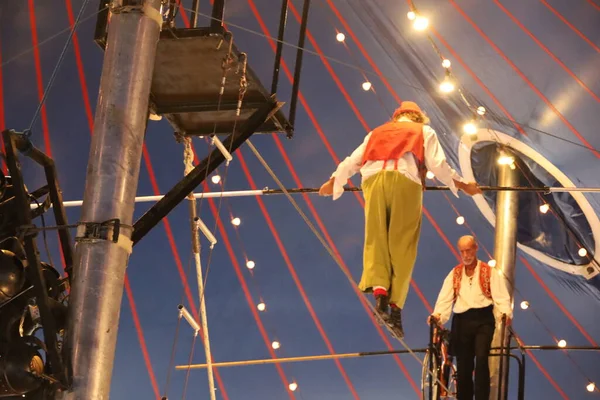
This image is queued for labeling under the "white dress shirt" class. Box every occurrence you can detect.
[433,260,513,325]
[330,117,463,200]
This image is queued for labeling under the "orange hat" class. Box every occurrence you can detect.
[392,101,423,119]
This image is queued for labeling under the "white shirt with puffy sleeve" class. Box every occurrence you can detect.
[329,117,463,200]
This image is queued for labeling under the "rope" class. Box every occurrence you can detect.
[162,313,183,399]
[1,7,108,69]
[244,139,451,393]
[180,334,198,400]
[26,0,93,135]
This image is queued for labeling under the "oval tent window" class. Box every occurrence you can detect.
[458,129,599,278]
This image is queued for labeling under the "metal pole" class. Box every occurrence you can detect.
[271,0,289,95]
[61,1,162,398]
[490,150,519,400]
[39,184,598,209]
[288,0,311,129]
[175,348,429,370]
[183,139,217,400]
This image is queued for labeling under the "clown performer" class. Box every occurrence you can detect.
[319,101,481,338]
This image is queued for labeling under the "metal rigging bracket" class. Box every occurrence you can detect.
[75,219,134,255]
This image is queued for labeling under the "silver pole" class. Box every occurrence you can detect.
[490,151,519,400]
[61,1,162,398]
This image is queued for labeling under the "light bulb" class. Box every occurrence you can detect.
[413,16,429,31]
[272,341,280,350]
[439,78,455,93]
[336,32,345,42]
[477,106,486,116]
[231,217,241,226]
[497,156,514,165]
[463,122,477,135]
[587,382,596,392]
[426,171,435,180]
[149,112,162,121]
[257,302,266,311]
[362,81,372,91]
[578,248,588,257]
[488,259,497,267]
[558,339,567,348]
[442,59,451,68]
[211,175,221,184]
[456,216,465,225]
[407,11,416,20]
[539,204,550,214]
[289,382,298,392]
[520,301,529,310]
[246,260,255,269]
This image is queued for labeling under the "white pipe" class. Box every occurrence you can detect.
[194,252,216,400]
[178,305,201,333]
[211,136,233,164]
[32,190,265,209]
[194,217,217,249]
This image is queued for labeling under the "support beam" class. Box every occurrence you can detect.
[131,98,282,246]
[490,149,519,400]
[271,0,289,95]
[288,0,311,131]
[210,0,225,31]
[61,2,163,398]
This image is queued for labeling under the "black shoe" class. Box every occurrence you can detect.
[374,294,390,322]
[389,307,404,338]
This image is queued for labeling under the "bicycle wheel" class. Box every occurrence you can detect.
[421,349,440,400]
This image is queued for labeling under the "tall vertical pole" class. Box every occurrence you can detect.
[183,138,216,400]
[490,149,519,400]
[61,1,162,398]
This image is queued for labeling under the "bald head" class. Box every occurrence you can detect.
[457,235,478,266]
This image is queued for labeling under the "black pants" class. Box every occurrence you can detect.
[450,305,495,400]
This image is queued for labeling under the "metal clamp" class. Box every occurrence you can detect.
[75,219,134,254]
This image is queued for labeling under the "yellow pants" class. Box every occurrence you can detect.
[358,170,423,308]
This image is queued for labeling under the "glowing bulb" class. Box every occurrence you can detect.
[426,171,435,180]
[442,59,451,68]
[272,341,280,350]
[456,216,465,225]
[558,339,567,348]
[539,204,550,214]
[578,248,588,257]
[336,32,345,42]
[498,156,514,165]
[149,112,162,121]
[488,259,497,267]
[231,217,241,226]
[520,301,529,310]
[211,175,221,184]
[289,382,298,392]
[257,302,266,311]
[439,78,455,93]
[407,11,416,20]
[413,16,429,31]
[587,382,596,392]
[477,106,486,116]
[362,81,372,91]
[463,122,477,135]
[246,260,255,269]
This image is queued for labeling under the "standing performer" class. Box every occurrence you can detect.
[429,235,513,400]
[318,101,480,338]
